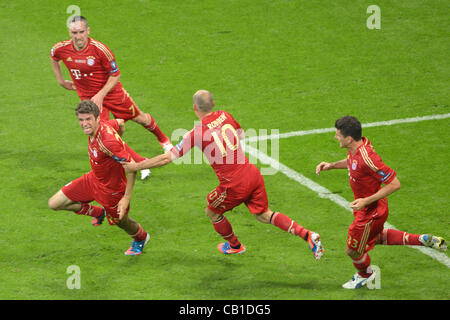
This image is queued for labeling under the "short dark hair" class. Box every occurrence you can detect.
[335,116,362,141]
[70,15,89,28]
[76,100,99,118]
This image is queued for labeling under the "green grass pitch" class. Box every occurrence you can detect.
[0,0,448,301]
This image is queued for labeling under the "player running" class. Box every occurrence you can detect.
[50,15,172,179]
[315,116,447,289]
[121,90,324,260]
[48,100,150,256]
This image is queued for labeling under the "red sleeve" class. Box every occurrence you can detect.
[171,128,196,159]
[103,137,132,163]
[93,41,120,77]
[362,149,397,184]
[106,119,120,131]
[101,130,145,163]
[50,43,63,61]
[124,143,146,163]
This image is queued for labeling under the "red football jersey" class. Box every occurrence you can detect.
[347,137,396,210]
[51,37,122,98]
[171,110,249,183]
[88,119,144,193]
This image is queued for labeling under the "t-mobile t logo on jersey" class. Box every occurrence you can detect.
[70,69,82,79]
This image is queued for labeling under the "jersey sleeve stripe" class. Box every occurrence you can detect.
[91,40,114,61]
[52,40,72,50]
[96,136,114,157]
[360,146,379,172]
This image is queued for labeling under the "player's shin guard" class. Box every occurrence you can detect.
[270,212,309,240]
[143,114,170,145]
[75,203,104,217]
[379,228,421,246]
[352,253,373,278]
[212,216,241,249]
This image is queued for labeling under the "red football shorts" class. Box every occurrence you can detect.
[207,164,269,215]
[347,200,389,254]
[81,87,142,121]
[61,172,129,225]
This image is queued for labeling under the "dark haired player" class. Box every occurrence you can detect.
[48,100,150,255]
[316,115,447,289]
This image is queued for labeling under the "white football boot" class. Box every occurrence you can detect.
[342,269,377,289]
[140,169,151,180]
[162,142,173,153]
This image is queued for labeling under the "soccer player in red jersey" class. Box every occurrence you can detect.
[316,116,447,289]
[50,16,172,176]
[48,100,150,256]
[121,90,324,259]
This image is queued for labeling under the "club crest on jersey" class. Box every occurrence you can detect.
[351,160,358,170]
[87,56,95,66]
[92,149,98,158]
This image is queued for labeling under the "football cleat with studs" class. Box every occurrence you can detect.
[419,234,447,251]
[217,242,246,255]
[342,270,377,289]
[306,232,325,260]
[124,233,150,256]
[92,209,106,227]
[140,169,151,180]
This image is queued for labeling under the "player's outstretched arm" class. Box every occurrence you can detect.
[315,159,347,175]
[121,151,176,172]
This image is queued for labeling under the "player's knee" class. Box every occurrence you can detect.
[205,208,221,223]
[133,113,149,126]
[345,247,362,259]
[48,190,70,211]
[48,195,60,211]
[254,211,271,224]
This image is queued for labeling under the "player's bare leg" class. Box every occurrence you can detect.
[205,208,245,255]
[254,209,324,260]
[118,215,150,256]
[48,190,105,226]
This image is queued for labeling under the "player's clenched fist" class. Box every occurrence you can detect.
[61,80,76,90]
[315,162,332,175]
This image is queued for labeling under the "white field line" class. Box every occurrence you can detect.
[245,113,450,143]
[243,114,450,268]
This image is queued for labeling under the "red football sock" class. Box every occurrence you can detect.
[75,203,104,217]
[379,229,421,246]
[131,224,148,242]
[270,212,309,240]
[353,253,373,278]
[212,216,241,248]
[143,114,170,145]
